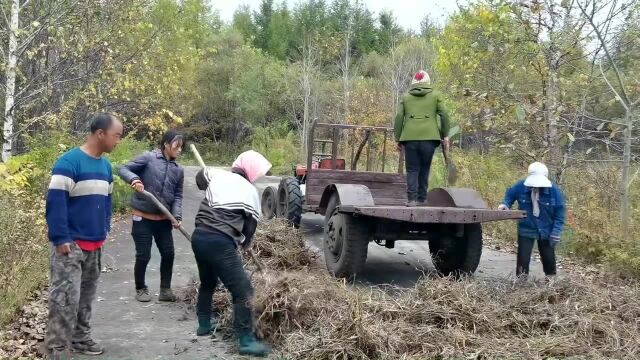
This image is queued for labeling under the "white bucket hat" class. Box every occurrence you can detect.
[524,162,552,188]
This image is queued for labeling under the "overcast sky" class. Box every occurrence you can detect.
[208,0,462,32]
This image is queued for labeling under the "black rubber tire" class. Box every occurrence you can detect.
[323,194,370,280]
[429,223,483,277]
[276,177,303,228]
[261,186,277,220]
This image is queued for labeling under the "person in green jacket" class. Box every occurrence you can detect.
[394,70,451,207]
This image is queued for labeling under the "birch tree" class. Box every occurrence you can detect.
[1,0,83,162]
[338,3,355,124]
[512,0,595,180]
[2,0,19,162]
[577,0,639,235]
[299,36,319,154]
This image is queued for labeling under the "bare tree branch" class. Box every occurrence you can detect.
[19,0,31,10]
[599,62,630,111]
[577,0,632,106]
[17,0,81,58]
[0,3,9,27]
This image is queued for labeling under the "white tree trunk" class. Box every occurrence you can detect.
[300,39,317,156]
[621,108,633,234]
[2,0,19,162]
[340,19,353,124]
[546,57,562,179]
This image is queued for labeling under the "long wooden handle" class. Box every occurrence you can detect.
[140,190,191,241]
[189,143,207,169]
[442,145,450,164]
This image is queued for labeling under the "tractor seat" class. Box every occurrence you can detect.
[319,158,346,170]
[295,165,308,177]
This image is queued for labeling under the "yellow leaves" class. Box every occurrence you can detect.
[477,7,496,24]
[159,109,183,125]
[577,73,590,86]
[141,109,184,141]
[0,161,32,194]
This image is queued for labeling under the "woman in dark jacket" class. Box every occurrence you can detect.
[118,131,185,302]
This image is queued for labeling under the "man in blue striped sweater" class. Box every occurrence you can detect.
[45,113,123,360]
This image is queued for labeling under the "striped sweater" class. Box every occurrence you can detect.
[195,168,260,246]
[46,147,114,246]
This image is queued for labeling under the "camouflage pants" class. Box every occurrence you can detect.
[45,242,101,351]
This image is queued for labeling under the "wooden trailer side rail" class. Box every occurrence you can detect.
[304,169,406,209]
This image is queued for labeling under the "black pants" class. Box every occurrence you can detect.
[404,140,440,202]
[131,218,175,290]
[516,235,557,276]
[191,228,254,337]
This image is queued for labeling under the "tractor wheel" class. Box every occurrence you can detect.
[429,223,483,277]
[276,177,303,228]
[323,194,370,280]
[261,186,277,220]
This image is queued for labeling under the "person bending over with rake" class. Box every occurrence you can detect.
[192,150,272,357]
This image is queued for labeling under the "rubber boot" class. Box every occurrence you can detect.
[196,315,217,336]
[238,333,271,357]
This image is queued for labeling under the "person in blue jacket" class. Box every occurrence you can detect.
[498,162,567,278]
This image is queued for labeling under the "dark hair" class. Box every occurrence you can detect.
[160,130,184,150]
[231,167,249,181]
[89,113,116,134]
[195,168,208,191]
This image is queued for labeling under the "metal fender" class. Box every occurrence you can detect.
[426,188,488,209]
[317,184,375,215]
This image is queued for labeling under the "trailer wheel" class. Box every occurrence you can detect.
[323,194,369,280]
[277,177,303,228]
[429,223,483,277]
[261,186,277,220]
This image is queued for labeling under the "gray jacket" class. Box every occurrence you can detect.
[118,150,184,220]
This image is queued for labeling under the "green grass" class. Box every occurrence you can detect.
[0,195,48,325]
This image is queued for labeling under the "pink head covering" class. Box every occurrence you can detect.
[232,150,272,183]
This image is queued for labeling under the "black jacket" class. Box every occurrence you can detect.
[118,150,184,220]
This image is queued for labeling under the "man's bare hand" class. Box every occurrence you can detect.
[132,180,144,192]
[173,221,182,229]
[56,243,72,255]
[396,143,404,152]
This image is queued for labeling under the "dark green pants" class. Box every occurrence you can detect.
[191,227,254,336]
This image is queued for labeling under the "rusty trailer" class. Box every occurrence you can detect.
[263,122,525,279]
